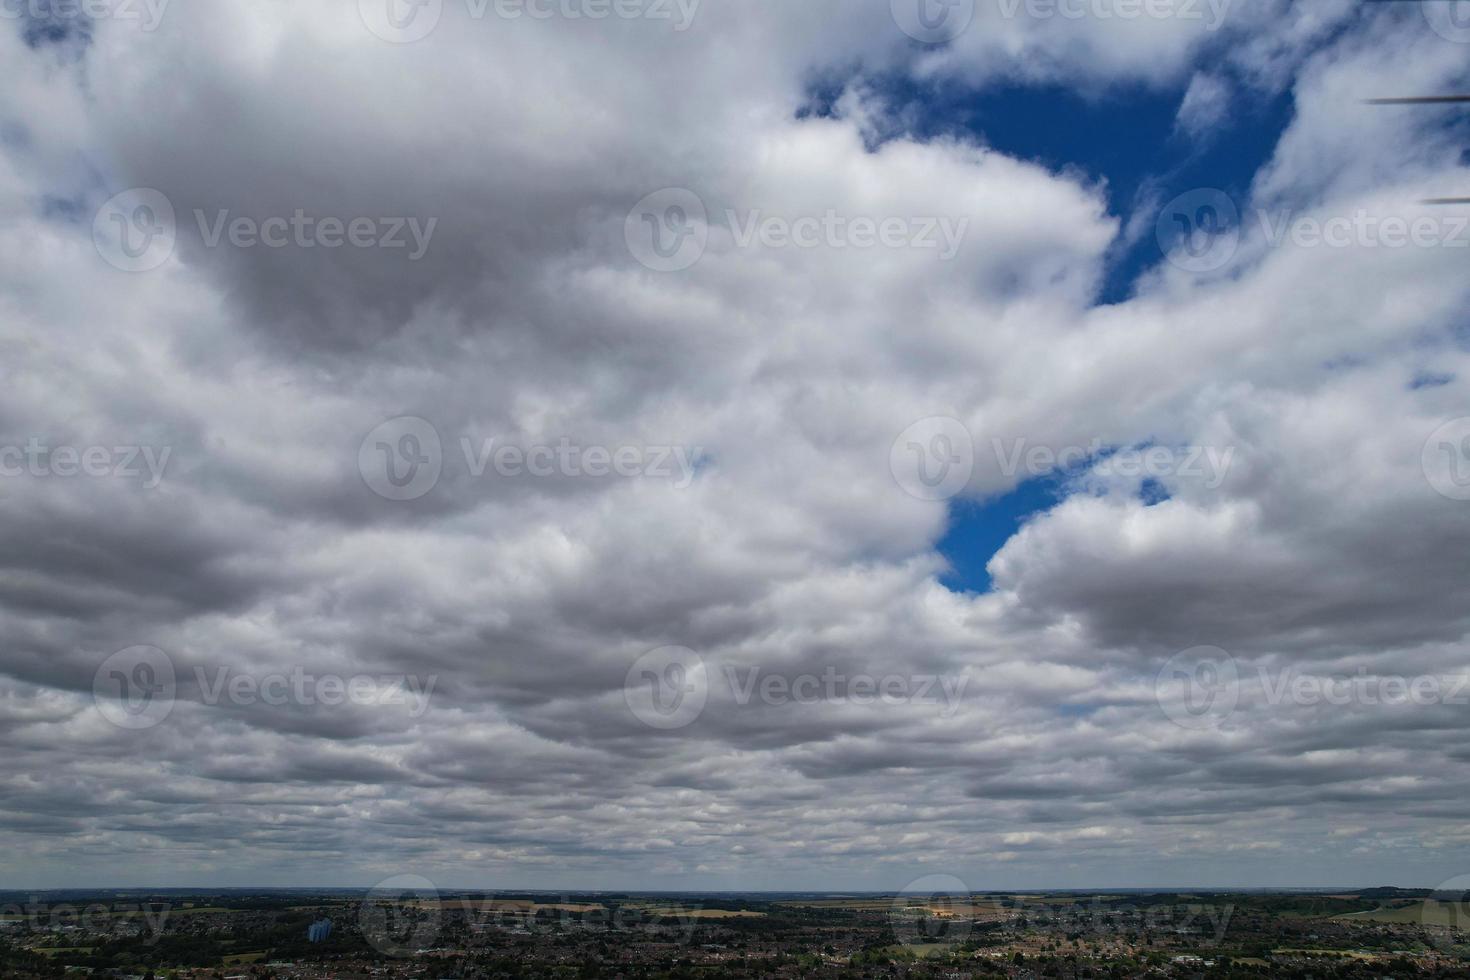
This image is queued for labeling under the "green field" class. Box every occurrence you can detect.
[1274,948,1379,959]
[881,942,963,959]
[1336,900,1468,927]
[615,902,765,918]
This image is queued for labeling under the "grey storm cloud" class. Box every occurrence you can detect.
[0,0,1467,891]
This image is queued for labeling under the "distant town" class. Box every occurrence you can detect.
[2,885,1468,978]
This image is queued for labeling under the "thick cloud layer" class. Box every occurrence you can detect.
[1,0,1468,889]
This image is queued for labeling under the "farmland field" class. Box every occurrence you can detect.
[624,905,767,918]
[1335,900,1468,927]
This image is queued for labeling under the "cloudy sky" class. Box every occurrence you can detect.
[2,0,1469,892]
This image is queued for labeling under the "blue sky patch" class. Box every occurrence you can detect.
[807,70,1297,303]
[938,476,1062,593]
